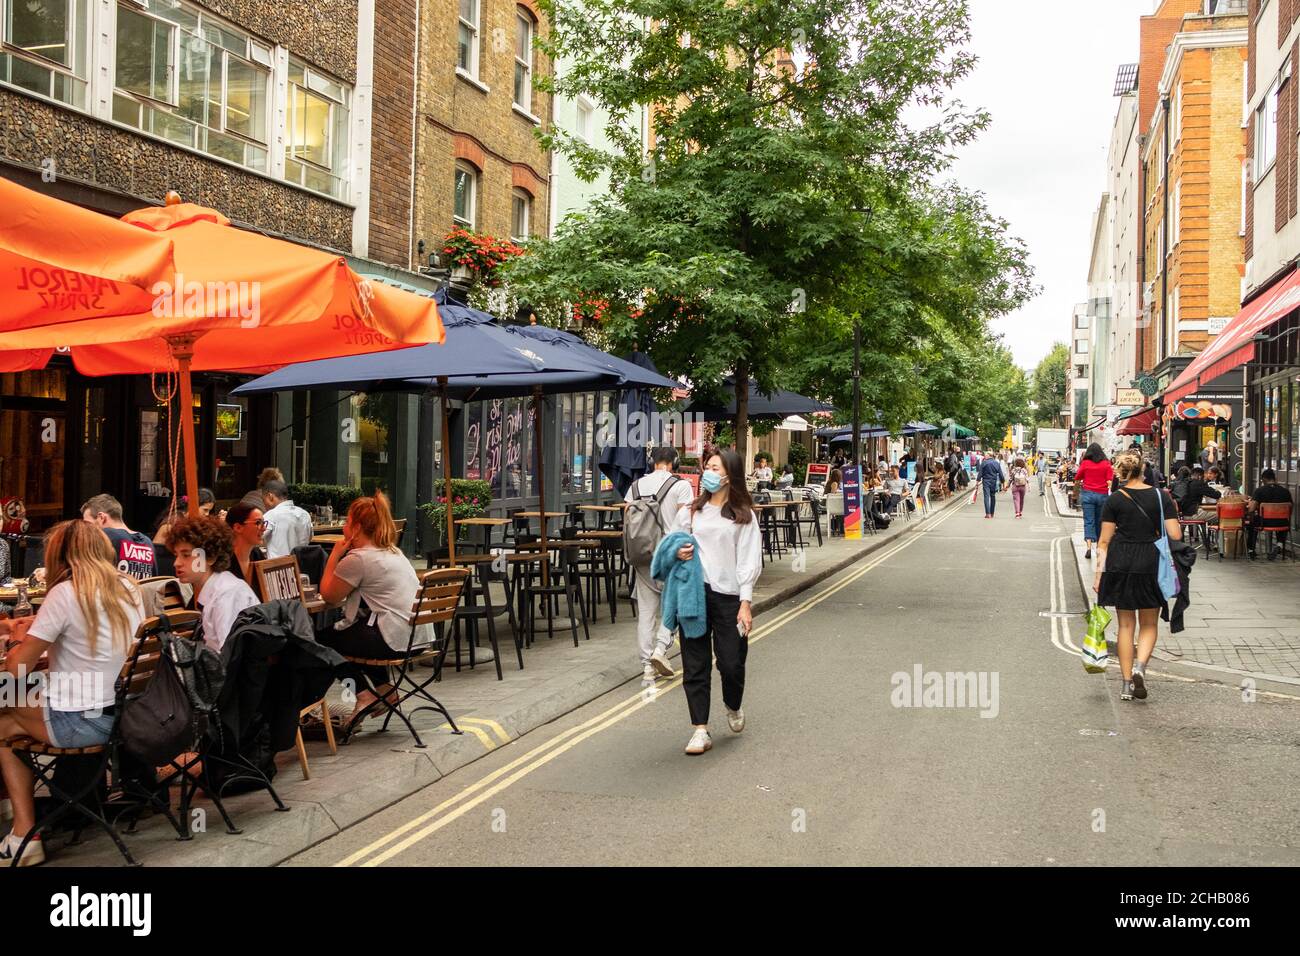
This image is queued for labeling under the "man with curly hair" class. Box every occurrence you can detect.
[167,515,258,652]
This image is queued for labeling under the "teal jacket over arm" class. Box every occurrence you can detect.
[650,530,707,638]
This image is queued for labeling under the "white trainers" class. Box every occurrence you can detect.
[650,646,676,678]
[642,663,656,681]
[0,832,45,867]
[726,708,745,733]
[684,728,712,755]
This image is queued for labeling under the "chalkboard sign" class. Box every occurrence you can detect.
[254,555,303,603]
[502,398,525,499]
[484,399,504,493]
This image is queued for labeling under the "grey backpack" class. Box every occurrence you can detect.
[623,476,683,570]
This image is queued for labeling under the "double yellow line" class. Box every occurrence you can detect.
[334,498,968,866]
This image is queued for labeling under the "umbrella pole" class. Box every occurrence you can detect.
[438,378,456,567]
[169,335,202,517]
[533,386,548,586]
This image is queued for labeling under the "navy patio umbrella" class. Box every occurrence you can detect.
[234,302,621,566]
[683,375,834,421]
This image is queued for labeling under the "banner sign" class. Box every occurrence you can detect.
[843,465,862,540]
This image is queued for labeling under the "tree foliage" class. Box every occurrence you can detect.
[1030,343,1070,426]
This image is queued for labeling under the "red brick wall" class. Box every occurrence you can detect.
[368,0,419,268]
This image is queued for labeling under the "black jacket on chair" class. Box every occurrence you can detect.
[217,600,345,757]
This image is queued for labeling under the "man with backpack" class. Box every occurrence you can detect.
[624,447,695,680]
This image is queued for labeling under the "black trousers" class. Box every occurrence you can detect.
[1247,516,1289,552]
[681,586,748,725]
[317,618,405,689]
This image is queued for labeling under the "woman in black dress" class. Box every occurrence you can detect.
[1094,452,1183,702]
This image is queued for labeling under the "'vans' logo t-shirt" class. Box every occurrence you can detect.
[103,528,158,580]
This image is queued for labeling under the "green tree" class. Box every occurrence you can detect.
[515,0,989,459]
[1031,343,1069,426]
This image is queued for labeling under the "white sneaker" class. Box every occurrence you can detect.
[650,646,676,678]
[726,708,745,733]
[0,832,45,867]
[684,728,712,755]
[642,663,656,681]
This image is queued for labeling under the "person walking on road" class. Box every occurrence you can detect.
[1076,443,1114,560]
[977,453,1005,518]
[671,449,762,756]
[1036,452,1047,496]
[1094,452,1183,702]
[1009,457,1030,518]
[626,447,694,680]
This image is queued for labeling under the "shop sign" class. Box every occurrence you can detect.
[1115,387,1144,406]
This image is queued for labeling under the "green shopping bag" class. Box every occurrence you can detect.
[1081,603,1111,674]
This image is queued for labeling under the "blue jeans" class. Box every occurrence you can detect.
[1081,489,1107,543]
[982,481,999,515]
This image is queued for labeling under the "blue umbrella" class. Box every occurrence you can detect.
[510,324,679,389]
[596,351,671,497]
[683,375,834,421]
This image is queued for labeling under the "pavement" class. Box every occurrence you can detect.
[1057,483,1300,689]
[282,481,1300,866]
[38,489,966,866]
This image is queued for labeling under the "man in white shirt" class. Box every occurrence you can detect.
[261,479,313,559]
[166,515,258,653]
[626,447,695,680]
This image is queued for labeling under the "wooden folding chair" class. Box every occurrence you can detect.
[339,568,469,748]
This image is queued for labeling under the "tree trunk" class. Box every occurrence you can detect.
[734,362,749,463]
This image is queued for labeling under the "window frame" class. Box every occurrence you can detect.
[513,8,533,111]
[0,0,89,106]
[511,187,531,242]
[1255,79,1279,180]
[453,161,478,230]
[283,55,351,198]
[457,0,479,79]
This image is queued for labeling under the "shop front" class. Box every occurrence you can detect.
[1157,378,1243,485]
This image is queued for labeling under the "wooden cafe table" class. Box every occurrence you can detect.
[454,516,510,552]
[576,503,626,528]
[516,511,568,536]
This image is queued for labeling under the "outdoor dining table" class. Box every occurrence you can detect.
[516,511,568,537]
[455,516,511,552]
[0,581,46,606]
[576,504,626,528]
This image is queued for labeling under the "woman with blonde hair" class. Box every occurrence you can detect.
[1095,452,1183,702]
[0,520,144,865]
[319,492,423,726]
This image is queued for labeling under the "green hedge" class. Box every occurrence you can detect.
[288,484,365,510]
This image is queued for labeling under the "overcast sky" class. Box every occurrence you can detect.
[945,0,1152,372]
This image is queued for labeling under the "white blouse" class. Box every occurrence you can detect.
[676,502,763,602]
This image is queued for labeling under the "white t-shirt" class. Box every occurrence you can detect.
[196,571,259,653]
[625,470,694,528]
[262,499,313,559]
[753,466,773,482]
[675,502,762,602]
[334,546,428,652]
[28,579,144,712]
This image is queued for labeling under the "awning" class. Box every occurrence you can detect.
[1073,415,1108,432]
[1116,407,1157,436]
[1116,404,1153,422]
[1163,267,1300,402]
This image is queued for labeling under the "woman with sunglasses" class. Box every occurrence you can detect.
[225,503,268,591]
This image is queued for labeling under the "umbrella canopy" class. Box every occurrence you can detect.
[511,324,680,390]
[598,351,672,497]
[940,420,977,439]
[0,194,444,513]
[0,201,443,373]
[823,426,890,442]
[900,421,940,435]
[1,177,177,329]
[684,376,834,421]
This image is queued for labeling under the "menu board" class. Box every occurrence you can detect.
[806,463,830,485]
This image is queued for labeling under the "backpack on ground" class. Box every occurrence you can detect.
[624,476,683,572]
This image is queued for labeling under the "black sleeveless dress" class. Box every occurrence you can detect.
[1096,486,1177,611]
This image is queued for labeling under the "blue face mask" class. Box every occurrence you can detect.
[701,470,725,493]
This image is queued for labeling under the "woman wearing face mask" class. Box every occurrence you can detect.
[674,449,762,755]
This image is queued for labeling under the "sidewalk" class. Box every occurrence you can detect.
[1058,484,1300,687]
[44,491,966,866]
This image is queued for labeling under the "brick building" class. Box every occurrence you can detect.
[0,0,434,532]
[1140,2,1248,472]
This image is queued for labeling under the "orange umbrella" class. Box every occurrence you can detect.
[0,194,444,514]
[1,177,176,328]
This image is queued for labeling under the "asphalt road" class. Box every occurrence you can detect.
[287,487,1300,867]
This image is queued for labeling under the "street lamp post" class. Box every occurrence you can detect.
[852,320,862,470]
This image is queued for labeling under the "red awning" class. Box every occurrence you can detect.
[1163,267,1300,403]
[1116,407,1157,435]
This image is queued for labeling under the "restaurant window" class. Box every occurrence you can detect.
[513,8,533,111]
[463,401,482,482]
[454,161,477,229]
[0,368,68,534]
[457,0,479,78]
[511,187,531,242]
[1291,380,1300,473]
[112,1,272,174]
[0,0,89,107]
[285,57,350,199]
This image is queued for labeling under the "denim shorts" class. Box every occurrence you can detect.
[43,706,115,749]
